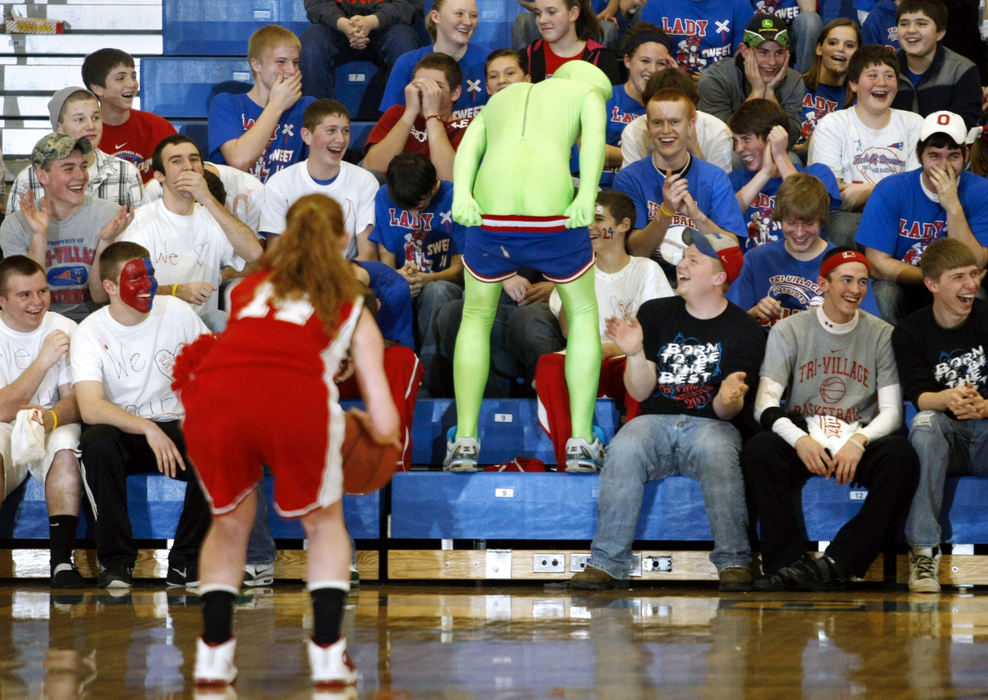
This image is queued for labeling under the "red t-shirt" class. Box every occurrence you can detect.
[364,105,471,159]
[99,109,177,183]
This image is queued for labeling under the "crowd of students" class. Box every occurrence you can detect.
[1,0,988,688]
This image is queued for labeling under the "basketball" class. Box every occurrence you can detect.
[341,411,401,495]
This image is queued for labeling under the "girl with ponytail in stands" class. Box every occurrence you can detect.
[379,0,488,121]
[526,0,621,83]
[796,18,861,155]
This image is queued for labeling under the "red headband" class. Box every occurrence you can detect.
[820,249,870,278]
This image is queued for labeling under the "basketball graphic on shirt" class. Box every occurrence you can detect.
[819,375,846,404]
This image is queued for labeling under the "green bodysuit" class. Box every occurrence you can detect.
[451,61,613,446]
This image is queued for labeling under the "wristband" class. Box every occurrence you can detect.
[425,114,441,122]
[659,203,675,218]
[49,409,58,431]
[845,437,866,451]
[171,284,178,297]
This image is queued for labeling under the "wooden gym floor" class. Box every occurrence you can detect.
[1,580,986,698]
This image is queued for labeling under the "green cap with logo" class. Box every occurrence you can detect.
[744,14,790,48]
[30,132,93,170]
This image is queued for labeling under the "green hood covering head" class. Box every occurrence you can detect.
[552,61,613,103]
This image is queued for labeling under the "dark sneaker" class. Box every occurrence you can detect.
[51,562,85,589]
[349,565,360,591]
[97,566,133,590]
[755,555,844,592]
[167,562,200,590]
[718,566,752,592]
[569,564,627,590]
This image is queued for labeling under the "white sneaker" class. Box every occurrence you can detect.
[243,562,274,587]
[195,636,237,686]
[308,636,358,688]
[908,547,941,593]
[564,433,605,473]
[443,427,480,472]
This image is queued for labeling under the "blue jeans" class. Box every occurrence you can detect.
[300,22,424,100]
[589,414,750,577]
[906,410,988,548]
[246,483,276,565]
[416,280,463,396]
[871,280,931,326]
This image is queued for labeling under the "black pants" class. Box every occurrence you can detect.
[80,421,210,571]
[742,431,919,577]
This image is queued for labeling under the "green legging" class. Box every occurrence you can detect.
[453,269,600,442]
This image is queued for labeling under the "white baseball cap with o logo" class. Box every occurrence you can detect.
[919,110,979,146]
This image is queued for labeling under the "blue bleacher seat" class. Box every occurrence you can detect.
[410,398,623,467]
[0,474,380,540]
[141,57,251,119]
[162,0,309,56]
[334,61,384,121]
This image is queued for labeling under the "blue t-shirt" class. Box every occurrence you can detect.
[753,0,802,23]
[861,0,899,50]
[354,261,415,349]
[378,44,489,121]
[369,180,465,272]
[572,83,645,187]
[728,239,880,325]
[729,163,841,250]
[799,82,846,146]
[613,154,748,238]
[640,0,754,75]
[208,92,315,183]
[856,169,988,265]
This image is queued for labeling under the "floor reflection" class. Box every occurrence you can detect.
[0,583,985,698]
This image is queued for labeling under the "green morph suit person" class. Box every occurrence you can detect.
[447,60,612,472]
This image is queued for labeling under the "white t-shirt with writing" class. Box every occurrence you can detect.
[550,255,674,342]
[121,198,245,316]
[0,311,76,408]
[71,297,207,421]
[142,163,265,234]
[259,160,378,259]
[808,107,923,184]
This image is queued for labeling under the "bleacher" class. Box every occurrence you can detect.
[3,0,988,588]
[3,396,988,586]
[1,0,521,188]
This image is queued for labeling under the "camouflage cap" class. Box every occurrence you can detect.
[30,132,93,170]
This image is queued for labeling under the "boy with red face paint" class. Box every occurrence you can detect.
[71,241,211,590]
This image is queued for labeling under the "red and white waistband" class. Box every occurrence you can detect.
[481,214,568,233]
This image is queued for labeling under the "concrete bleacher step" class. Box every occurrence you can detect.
[0,33,161,56]
[5,3,161,31]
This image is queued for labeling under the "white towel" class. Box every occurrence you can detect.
[806,414,861,456]
[11,408,47,468]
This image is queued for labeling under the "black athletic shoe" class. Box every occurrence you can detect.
[51,562,85,589]
[166,561,200,590]
[754,555,845,592]
[97,566,133,590]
